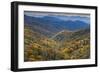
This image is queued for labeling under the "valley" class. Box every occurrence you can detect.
[24,14,90,62]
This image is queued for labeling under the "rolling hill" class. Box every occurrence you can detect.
[52,28,90,42]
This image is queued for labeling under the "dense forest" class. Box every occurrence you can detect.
[24,25,90,62]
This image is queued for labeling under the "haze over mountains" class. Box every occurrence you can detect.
[24,13,90,61]
[24,15,89,37]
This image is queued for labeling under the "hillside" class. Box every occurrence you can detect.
[52,28,90,42]
[24,25,60,61]
[24,25,90,61]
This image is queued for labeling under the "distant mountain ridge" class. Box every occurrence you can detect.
[24,15,89,37]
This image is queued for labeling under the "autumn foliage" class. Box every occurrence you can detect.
[24,26,90,62]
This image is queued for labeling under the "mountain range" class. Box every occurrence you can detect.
[24,14,90,61]
[24,15,89,37]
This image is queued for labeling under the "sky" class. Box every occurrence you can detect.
[24,11,90,24]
